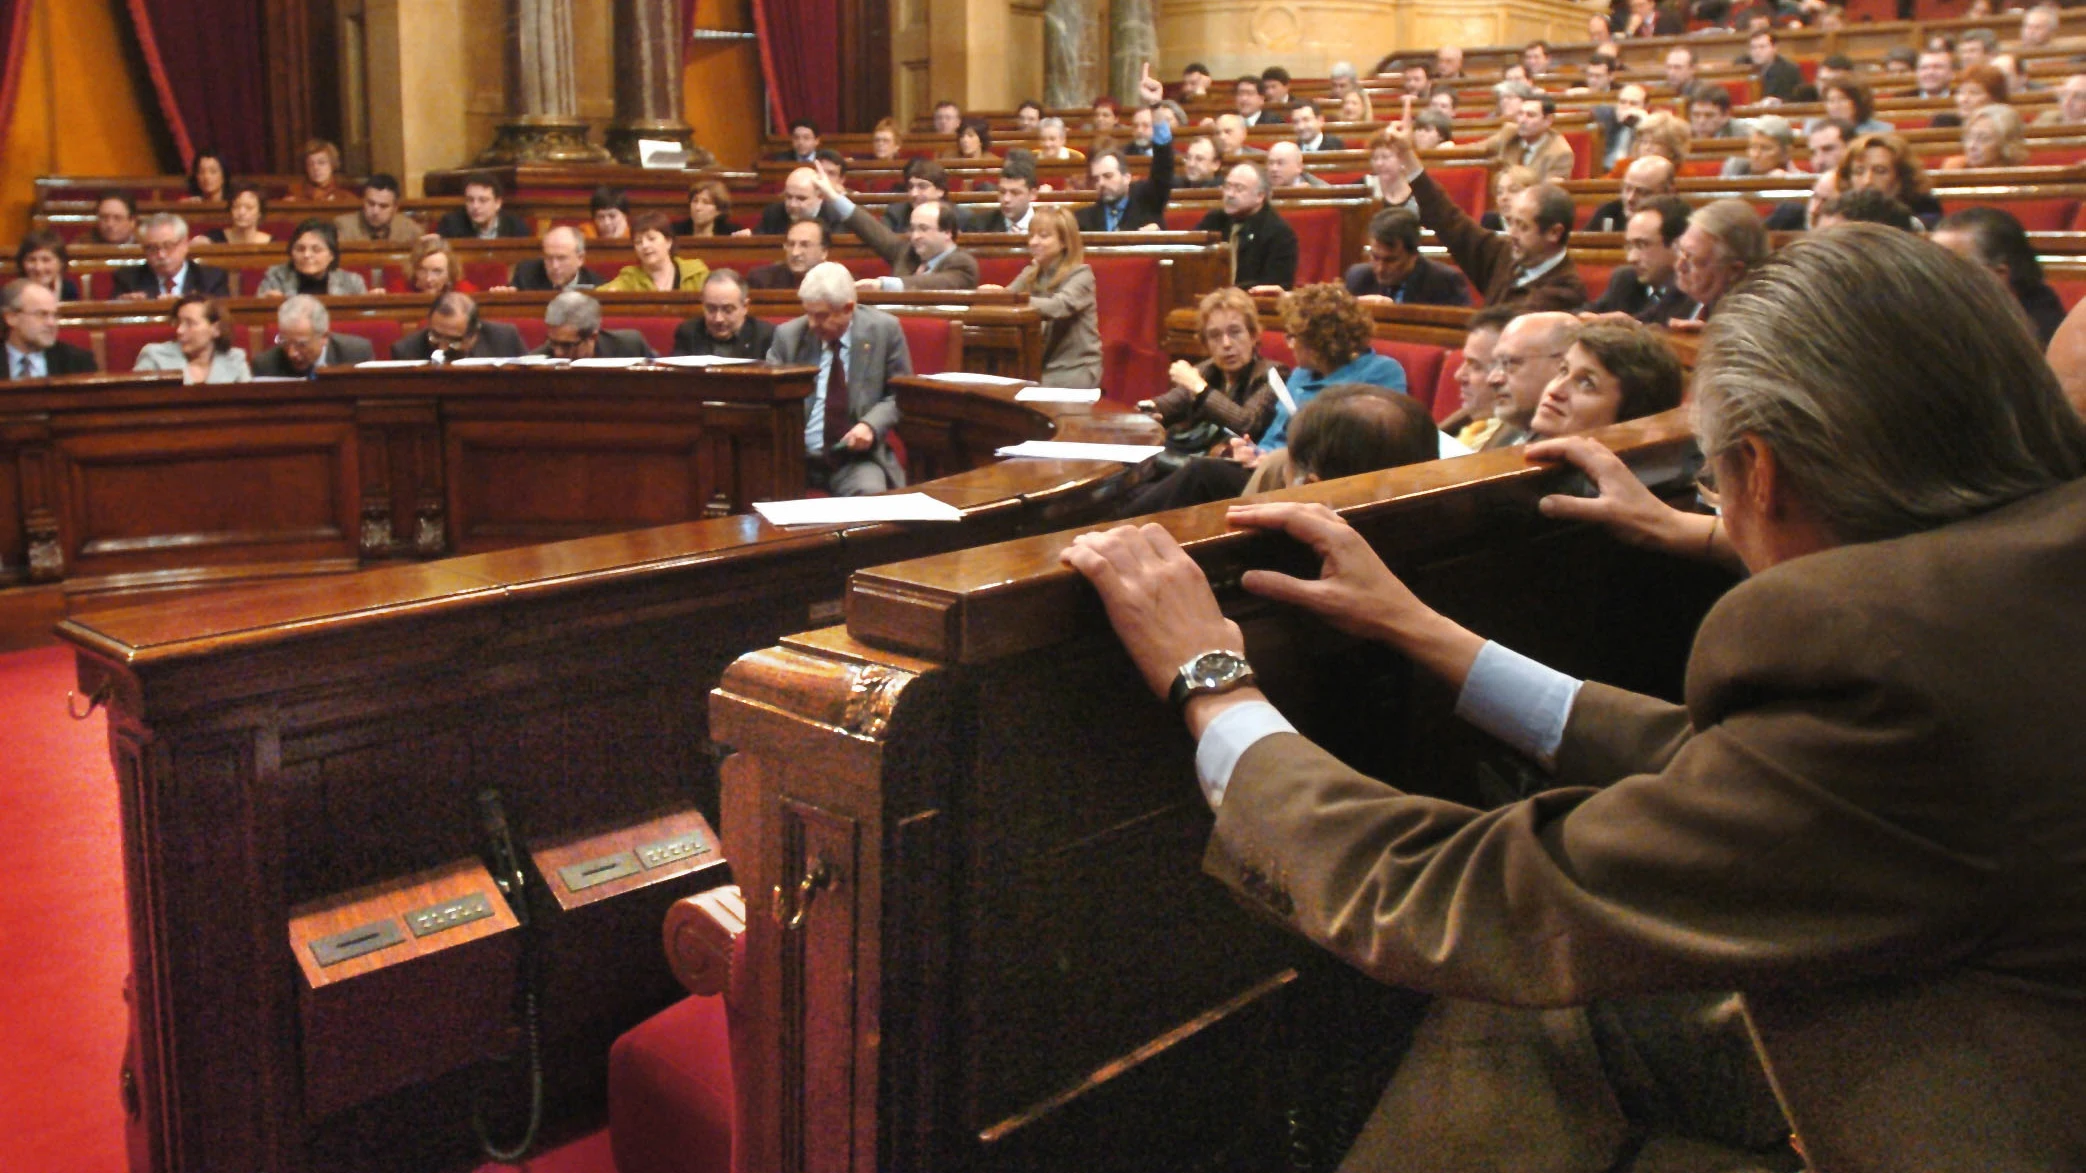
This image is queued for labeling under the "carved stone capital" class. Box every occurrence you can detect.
[603,121,713,169]
[475,117,612,166]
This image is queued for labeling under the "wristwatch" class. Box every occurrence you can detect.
[1168,650,1257,709]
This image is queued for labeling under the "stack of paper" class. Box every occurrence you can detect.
[570,356,650,369]
[353,359,430,369]
[994,440,1166,462]
[917,371,1030,387]
[754,494,966,526]
[654,354,755,368]
[1013,387,1102,404]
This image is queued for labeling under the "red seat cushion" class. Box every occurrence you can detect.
[604,314,682,356]
[975,255,1029,285]
[608,996,735,1173]
[898,315,954,374]
[329,317,403,358]
[104,323,169,372]
[1560,130,1593,180]
[1940,196,2078,232]
[1256,331,1295,367]
[1431,165,1490,221]
[1087,255,1166,402]
[1370,339,1445,411]
[1577,262,1616,301]
[838,256,890,281]
[463,260,510,290]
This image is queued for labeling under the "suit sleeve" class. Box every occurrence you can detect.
[860,318,907,438]
[1026,264,1094,322]
[672,319,703,356]
[1265,223,1299,289]
[1412,171,1511,296]
[846,205,908,269]
[901,249,980,291]
[1139,132,1175,222]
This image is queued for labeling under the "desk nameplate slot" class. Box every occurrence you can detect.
[309,920,405,967]
[558,851,642,893]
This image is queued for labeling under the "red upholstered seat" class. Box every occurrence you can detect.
[1577,262,1615,301]
[463,260,511,290]
[2029,145,2086,167]
[838,255,890,281]
[1283,205,1344,286]
[1717,78,1751,106]
[1679,159,1727,178]
[1434,349,1468,423]
[226,263,275,298]
[898,315,954,374]
[975,255,1029,285]
[1843,0,1894,19]
[1162,206,1200,231]
[103,324,169,372]
[56,328,96,366]
[1942,196,2078,231]
[1087,254,1166,401]
[1560,130,1593,180]
[330,317,403,358]
[1370,339,1445,411]
[1431,165,1490,221]
[1256,330,1295,367]
[604,314,682,356]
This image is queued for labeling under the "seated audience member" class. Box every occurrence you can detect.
[1748,29,1804,103]
[1815,188,1919,231]
[867,117,906,161]
[1399,63,1431,99]
[771,118,821,163]
[1883,44,1918,73]
[295,139,352,202]
[1587,155,1675,232]
[1260,66,1295,111]
[391,291,526,361]
[931,100,962,135]
[507,225,605,292]
[674,178,747,236]
[250,295,373,377]
[1528,320,1683,440]
[1256,383,1442,494]
[184,149,228,204]
[1266,142,1329,189]
[1958,26,2000,70]
[987,206,1099,388]
[756,166,849,235]
[1523,39,1553,76]
[1809,79,1891,136]
[1438,305,1514,448]
[1672,199,1768,325]
[1195,163,1300,292]
[1933,206,2067,344]
[1940,64,2008,129]
[1328,61,1359,100]
[2018,1,2062,48]
[1687,84,1748,140]
[1839,132,1943,226]
[2035,75,2086,125]
[1179,62,1213,101]
[1624,0,1679,36]
[133,294,251,384]
[968,155,1039,233]
[534,291,656,360]
[1616,110,1689,177]
[1593,84,1650,172]
[1591,195,1697,325]
[204,184,272,245]
[881,158,952,231]
[1124,104,1157,156]
[1722,115,1798,177]
[14,231,80,302]
[747,218,829,291]
[1410,110,1454,151]
[1213,114,1261,159]
[1236,75,1285,126]
[1290,101,1342,153]
[672,270,776,360]
[1140,287,1287,457]
[407,235,476,296]
[1344,207,1470,306]
[334,174,422,242]
[598,212,712,292]
[1036,118,1086,163]
[1943,103,2029,169]
[816,172,979,292]
[1181,135,1225,187]
[1342,88,1376,124]
[436,173,530,239]
[1482,95,1575,184]
[1078,66,1172,230]
[2,280,97,378]
[256,219,370,297]
[1062,224,2086,1173]
[1434,44,1464,80]
[1477,311,1578,448]
[112,213,232,300]
[1910,47,1954,99]
[812,147,849,194]
[1804,118,1856,178]
[96,193,137,248]
[1815,53,1854,88]
[1382,123,1587,312]
[589,185,631,239]
[1575,54,1616,96]
[1013,102,1043,134]
[764,261,911,496]
[1491,80,1536,123]
[947,118,998,164]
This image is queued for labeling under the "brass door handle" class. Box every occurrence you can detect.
[771,855,835,931]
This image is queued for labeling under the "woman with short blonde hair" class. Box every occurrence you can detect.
[997,205,1099,387]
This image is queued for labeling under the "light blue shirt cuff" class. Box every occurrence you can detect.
[1151,118,1173,147]
[827,193,859,220]
[877,275,903,292]
[1194,700,1296,810]
[1453,641,1583,768]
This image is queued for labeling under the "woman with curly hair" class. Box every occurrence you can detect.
[1838,131,1943,226]
[1253,282,1408,455]
[1943,103,2030,169]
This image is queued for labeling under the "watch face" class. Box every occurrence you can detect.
[1187,651,1248,690]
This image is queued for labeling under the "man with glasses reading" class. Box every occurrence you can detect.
[673,270,775,359]
[391,292,525,361]
[533,291,657,360]
[251,295,373,377]
[111,214,230,300]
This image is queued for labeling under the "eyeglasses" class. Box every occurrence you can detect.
[1487,351,1566,375]
[274,333,327,350]
[142,240,182,255]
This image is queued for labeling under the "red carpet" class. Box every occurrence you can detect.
[0,646,617,1173]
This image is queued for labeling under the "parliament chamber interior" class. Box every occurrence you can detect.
[2,0,2084,1170]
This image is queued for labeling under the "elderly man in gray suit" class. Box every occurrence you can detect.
[765,261,912,496]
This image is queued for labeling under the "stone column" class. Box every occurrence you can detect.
[1109,0,1156,107]
[477,0,612,164]
[1044,0,1106,109]
[605,0,709,165]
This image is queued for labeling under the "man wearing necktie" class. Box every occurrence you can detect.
[110,214,231,302]
[764,262,913,497]
[2,280,98,380]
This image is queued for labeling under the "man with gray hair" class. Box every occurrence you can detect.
[764,261,911,496]
[3,279,97,378]
[1327,61,1359,99]
[533,291,656,360]
[1672,198,1769,324]
[1193,162,1298,291]
[251,295,374,377]
[110,212,230,300]
[1723,114,1796,177]
[391,291,526,361]
[509,226,603,292]
[2018,1,2063,48]
[2035,73,2086,125]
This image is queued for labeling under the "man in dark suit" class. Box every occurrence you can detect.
[1583,155,1676,234]
[1062,225,2086,1173]
[1589,197,1698,326]
[1385,122,1587,312]
[533,291,656,360]
[1193,163,1299,292]
[767,119,820,163]
[1343,207,1470,306]
[754,167,851,237]
[391,292,528,361]
[1288,103,1343,153]
[1748,29,1804,103]
[435,173,531,239]
[110,214,231,300]
[2,280,97,378]
[764,261,911,496]
[964,156,1038,234]
[673,270,777,359]
[818,172,980,292]
[1234,76,1285,126]
[746,219,829,292]
[505,227,605,292]
[249,295,375,377]
[1076,64,1172,234]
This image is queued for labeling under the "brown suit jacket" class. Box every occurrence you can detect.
[1483,127,1577,183]
[1206,475,2086,1173]
[1411,170,1587,311]
[842,205,981,291]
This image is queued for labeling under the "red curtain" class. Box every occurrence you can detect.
[0,0,31,153]
[749,0,840,132]
[123,0,270,172]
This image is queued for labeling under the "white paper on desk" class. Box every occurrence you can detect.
[653,354,755,368]
[1437,430,1474,459]
[1267,367,1297,414]
[995,440,1166,462]
[754,493,965,526]
[504,354,564,366]
[447,356,510,367]
[1013,387,1101,404]
[570,356,649,369]
[918,371,1029,387]
[354,359,429,369]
